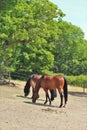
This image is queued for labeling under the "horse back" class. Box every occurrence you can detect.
[41,75,64,90]
[54,75,65,88]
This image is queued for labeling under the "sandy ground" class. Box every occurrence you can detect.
[0,80,87,130]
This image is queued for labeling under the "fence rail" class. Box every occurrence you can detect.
[1,72,30,79]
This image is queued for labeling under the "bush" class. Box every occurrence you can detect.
[66,75,87,88]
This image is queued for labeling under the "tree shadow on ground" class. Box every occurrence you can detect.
[69,91,87,97]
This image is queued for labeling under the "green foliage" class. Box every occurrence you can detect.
[66,75,87,88]
[54,21,87,75]
[13,43,54,74]
[0,0,63,75]
[0,0,87,84]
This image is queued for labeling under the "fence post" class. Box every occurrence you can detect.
[8,71,11,84]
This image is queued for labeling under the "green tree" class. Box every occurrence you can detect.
[54,21,87,75]
[13,43,54,75]
[0,0,64,78]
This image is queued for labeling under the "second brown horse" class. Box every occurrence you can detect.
[24,74,57,101]
[32,74,68,107]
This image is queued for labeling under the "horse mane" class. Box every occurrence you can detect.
[30,74,36,78]
[24,78,31,94]
[41,74,53,80]
[30,74,38,78]
[41,74,49,79]
[41,75,44,79]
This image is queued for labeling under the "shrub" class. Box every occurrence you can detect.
[66,75,87,88]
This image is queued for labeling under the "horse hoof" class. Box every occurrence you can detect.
[63,104,67,108]
[49,103,51,106]
[59,105,62,108]
[44,101,47,105]
[51,98,54,101]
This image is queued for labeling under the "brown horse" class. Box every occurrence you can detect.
[24,74,57,101]
[32,74,68,107]
[24,74,41,97]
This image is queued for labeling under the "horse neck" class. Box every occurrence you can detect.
[35,80,41,93]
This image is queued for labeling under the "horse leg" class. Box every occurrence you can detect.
[59,93,63,108]
[44,90,51,105]
[58,88,63,108]
[44,94,48,105]
[48,91,51,105]
[31,87,34,98]
[54,89,57,98]
[63,97,67,108]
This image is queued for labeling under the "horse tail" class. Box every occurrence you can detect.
[50,89,57,101]
[24,78,31,96]
[63,77,68,104]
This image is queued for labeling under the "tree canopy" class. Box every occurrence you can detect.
[0,0,87,79]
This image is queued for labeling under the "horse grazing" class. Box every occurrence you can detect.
[24,74,57,101]
[24,74,41,97]
[32,74,68,108]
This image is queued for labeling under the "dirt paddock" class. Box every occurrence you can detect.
[0,81,87,130]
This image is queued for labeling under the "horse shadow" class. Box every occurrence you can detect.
[23,100,58,108]
[16,95,32,99]
[16,94,46,101]
[16,94,54,107]
[69,91,87,97]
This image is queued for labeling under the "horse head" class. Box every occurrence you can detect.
[32,92,39,103]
